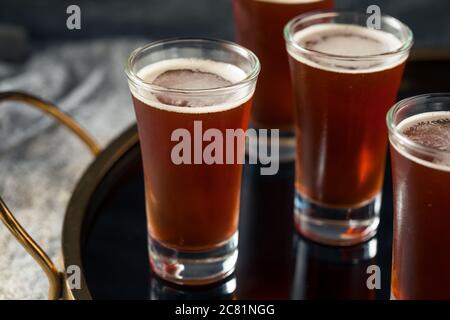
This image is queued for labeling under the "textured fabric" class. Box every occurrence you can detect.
[0,38,144,299]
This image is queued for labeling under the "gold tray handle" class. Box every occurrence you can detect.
[0,92,101,299]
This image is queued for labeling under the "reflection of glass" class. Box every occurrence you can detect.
[284,11,413,245]
[125,39,259,285]
[150,276,236,300]
[291,236,378,300]
[236,163,295,299]
[388,94,450,299]
[232,0,334,160]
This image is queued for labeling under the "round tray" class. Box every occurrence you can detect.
[62,57,450,300]
[62,125,392,300]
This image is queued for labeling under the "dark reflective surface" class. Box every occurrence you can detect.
[291,236,378,300]
[81,59,450,299]
[150,275,237,300]
[235,162,296,299]
[82,146,392,300]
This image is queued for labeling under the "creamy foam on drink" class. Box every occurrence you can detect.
[131,58,251,113]
[152,69,232,90]
[394,112,450,171]
[289,24,406,73]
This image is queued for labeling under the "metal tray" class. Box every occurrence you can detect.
[68,125,390,300]
[2,55,450,300]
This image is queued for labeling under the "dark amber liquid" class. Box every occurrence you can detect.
[132,97,252,251]
[232,0,334,129]
[391,146,450,299]
[288,59,405,207]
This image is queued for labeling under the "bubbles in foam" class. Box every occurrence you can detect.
[150,69,234,107]
[395,112,450,171]
[303,32,395,57]
[139,58,246,85]
[152,69,232,90]
[401,116,450,152]
[289,24,407,73]
[131,58,252,112]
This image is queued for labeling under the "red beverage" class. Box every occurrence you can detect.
[288,24,406,206]
[132,58,253,250]
[285,12,413,245]
[233,0,333,130]
[389,108,450,299]
[126,39,259,284]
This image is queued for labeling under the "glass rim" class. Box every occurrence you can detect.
[125,37,260,95]
[284,10,414,61]
[387,93,450,157]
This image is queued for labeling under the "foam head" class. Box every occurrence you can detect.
[289,24,406,73]
[131,58,252,113]
[396,112,450,171]
[152,69,232,91]
[401,115,450,152]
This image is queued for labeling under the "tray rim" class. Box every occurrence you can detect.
[62,124,139,300]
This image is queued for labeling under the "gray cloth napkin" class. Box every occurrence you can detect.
[0,38,145,299]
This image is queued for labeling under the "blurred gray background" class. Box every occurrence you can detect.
[0,0,448,299]
[0,0,449,48]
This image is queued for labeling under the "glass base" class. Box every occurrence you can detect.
[150,275,237,300]
[246,128,296,162]
[148,232,238,285]
[294,192,381,246]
